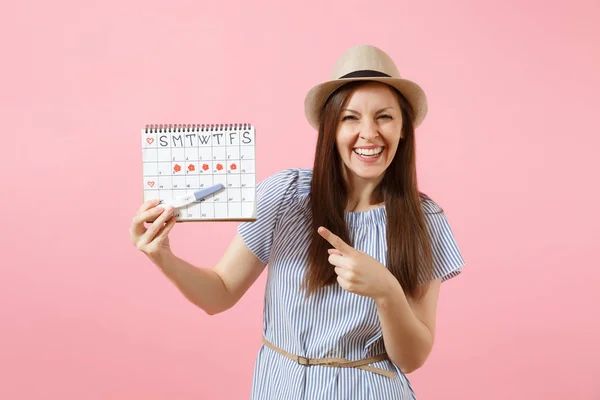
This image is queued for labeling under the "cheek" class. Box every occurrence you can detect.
[335,129,354,152]
[384,135,401,159]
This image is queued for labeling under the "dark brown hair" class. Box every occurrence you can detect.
[304,81,434,299]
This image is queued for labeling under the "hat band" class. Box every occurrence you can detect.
[339,70,391,79]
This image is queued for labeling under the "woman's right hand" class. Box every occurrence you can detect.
[130,199,177,262]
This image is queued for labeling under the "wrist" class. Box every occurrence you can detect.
[373,274,403,306]
[149,248,176,271]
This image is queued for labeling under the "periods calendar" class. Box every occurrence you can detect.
[142,123,257,222]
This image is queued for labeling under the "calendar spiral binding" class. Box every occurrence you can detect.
[144,123,253,133]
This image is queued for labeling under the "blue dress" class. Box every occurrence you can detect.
[238,168,465,399]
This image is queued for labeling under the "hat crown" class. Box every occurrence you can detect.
[329,45,401,80]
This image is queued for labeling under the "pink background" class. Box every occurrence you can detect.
[2,0,599,398]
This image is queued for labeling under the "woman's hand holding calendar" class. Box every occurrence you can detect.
[130,198,177,262]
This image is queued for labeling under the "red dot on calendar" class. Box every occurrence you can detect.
[173,164,181,172]
[188,164,195,172]
[216,164,223,171]
[202,164,209,171]
[230,163,237,170]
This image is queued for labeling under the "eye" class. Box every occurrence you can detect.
[342,115,358,121]
[378,114,392,120]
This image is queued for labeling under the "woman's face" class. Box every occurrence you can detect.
[335,82,403,183]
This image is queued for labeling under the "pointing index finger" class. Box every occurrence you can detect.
[317,226,353,254]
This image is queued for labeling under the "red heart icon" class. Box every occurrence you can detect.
[147,181,155,187]
[146,137,154,144]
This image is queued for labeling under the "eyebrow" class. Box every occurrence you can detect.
[342,107,393,114]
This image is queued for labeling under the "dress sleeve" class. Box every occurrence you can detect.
[421,196,466,282]
[237,169,298,265]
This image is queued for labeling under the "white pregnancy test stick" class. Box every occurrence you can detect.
[160,184,224,209]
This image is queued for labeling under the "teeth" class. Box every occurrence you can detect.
[354,147,383,156]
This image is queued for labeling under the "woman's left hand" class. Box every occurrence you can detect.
[318,226,398,301]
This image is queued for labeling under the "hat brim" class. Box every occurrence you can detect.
[304,77,428,130]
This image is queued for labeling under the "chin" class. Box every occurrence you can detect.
[343,163,388,182]
[355,169,387,181]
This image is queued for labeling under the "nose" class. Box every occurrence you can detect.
[359,119,379,140]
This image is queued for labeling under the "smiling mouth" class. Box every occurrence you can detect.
[353,147,384,158]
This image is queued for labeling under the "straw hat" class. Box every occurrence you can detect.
[304,44,428,130]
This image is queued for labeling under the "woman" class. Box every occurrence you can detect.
[130,45,465,399]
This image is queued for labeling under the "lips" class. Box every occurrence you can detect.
[351,146,384,164]
[353,146,384,157]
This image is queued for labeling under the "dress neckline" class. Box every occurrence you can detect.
[344,205,386,226]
